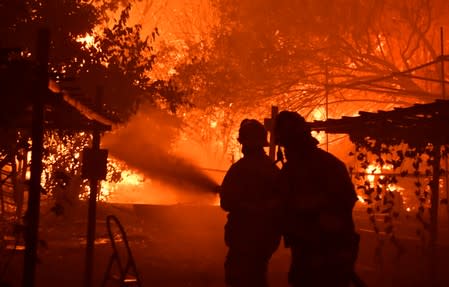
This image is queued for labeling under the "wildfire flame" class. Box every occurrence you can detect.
[76,32,99,50]
[358,162,408,210]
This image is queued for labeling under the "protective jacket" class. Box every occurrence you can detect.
[279,146,359,287]
[221,150,282,250]
[279,146,357,244]
[220,150,282,287]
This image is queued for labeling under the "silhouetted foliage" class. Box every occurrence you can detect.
[350,136,446,261]
[0,0,185,204]
[0,0,99,63]
[173,0,449,111]
[0,0,184,120]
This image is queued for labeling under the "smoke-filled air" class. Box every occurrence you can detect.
[102,105,221,205]
[2,1,449,287]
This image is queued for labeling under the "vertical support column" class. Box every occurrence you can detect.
[11,150,18,216]
[17,148,28,218]
[268,106,278,161]
[440,27,446,100]
[84,87,103,287]
[325,65,329,152]
[431,27,446,287]
[0,158,4,215]
[429,144,441,287]
[438,27,449,220]
[23,28,49,287]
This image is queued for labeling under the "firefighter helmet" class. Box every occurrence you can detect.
[238,119,268,147]
[275,111,315,147]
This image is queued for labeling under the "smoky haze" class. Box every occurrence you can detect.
[102,106,220,203]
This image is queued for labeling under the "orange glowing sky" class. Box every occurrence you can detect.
[125,0,217,79]
[89,0,447,208]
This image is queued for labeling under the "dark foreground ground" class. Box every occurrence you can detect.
[2,202,449,287]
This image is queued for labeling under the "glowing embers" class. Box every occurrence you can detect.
[100,162,145,202]
[355,162,409,212]
[76,32,99,50]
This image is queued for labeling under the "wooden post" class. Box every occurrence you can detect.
[325,65,329,151]
[269,106,279,161]
[429,144,441,287]
[11,150,18,216]
[440,27,446,99]
[84,87,103,287]
[439,27,449,220]
[22,28,49,287]
[17,148,28,218]
[264,106,279,161]
[431,27,446,287]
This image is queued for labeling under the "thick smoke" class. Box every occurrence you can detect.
[102,106,220,203]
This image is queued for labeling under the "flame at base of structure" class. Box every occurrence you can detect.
[79,158,220,206]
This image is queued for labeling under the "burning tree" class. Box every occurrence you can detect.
[129,0,449,180]
[171,0,449,112]
[0,0,190,220]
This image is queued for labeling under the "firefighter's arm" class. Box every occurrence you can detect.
[219,166,244,212]
[329,162,358,210]
[319,162,357,232]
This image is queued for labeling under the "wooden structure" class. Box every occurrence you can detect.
[302,30,448,285]
[310,99,449,231]
[309,99,449,286]
[307,47,449,286]
[311,99,449,146]
[0,31,115,287]
[0,54,113,223]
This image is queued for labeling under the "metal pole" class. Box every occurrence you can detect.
[268,106,279,161]
[84,87,103,287]
[22,28,49,287]
[325,65,329,151]
[440,27,446,99]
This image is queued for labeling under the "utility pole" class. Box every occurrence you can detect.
[83,87,108,287]
[23,28,48,287]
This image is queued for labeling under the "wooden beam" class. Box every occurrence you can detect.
[23,28,48,287]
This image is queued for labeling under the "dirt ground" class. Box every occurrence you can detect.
[2,202,449,287]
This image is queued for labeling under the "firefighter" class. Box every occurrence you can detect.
[274,111,360,287]
[220,119,282,287]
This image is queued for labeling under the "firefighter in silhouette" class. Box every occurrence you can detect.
[220,119,282,287]
[274,111,361,287]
